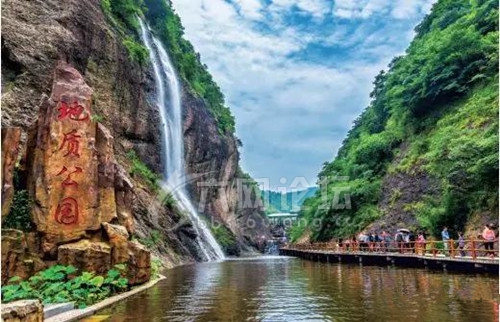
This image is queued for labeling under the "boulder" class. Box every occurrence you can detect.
[1,127,22,219]
[1,230,45,283]
[1,299,43,322]
[57,240,111,275]
[2,229,27,282]
[127,241,151,285]
[102,222,129,265]
[27,61,100,245]
[96,123,117,223]
[114,165,135,235]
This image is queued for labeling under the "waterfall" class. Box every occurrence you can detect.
[139,19,225,261]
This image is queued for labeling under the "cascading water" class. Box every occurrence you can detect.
[139,19,225,261]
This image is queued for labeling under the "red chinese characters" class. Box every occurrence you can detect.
[54,197,79,225]
[54,99,91,226]
[57,101,89,121]
[59,129,81,157]
[56,166,83,187]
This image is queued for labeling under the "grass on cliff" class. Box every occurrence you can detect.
[126,150,161,191]
[295,0,498,242]
[142,0,236,135]
[101,0,149,66]
[122,37,149,66]
[1,265,129,309]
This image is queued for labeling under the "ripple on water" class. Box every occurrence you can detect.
[96,257,498,322]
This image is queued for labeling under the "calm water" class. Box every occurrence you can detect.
[95,257,498,321]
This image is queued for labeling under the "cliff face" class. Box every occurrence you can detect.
[2,0,269,267]
[183,87,270,254]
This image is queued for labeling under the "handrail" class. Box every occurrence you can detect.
[282,239,499,260]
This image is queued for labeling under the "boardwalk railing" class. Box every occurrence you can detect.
[282,239,499,260]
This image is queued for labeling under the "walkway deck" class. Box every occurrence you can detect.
[280,247,499,274]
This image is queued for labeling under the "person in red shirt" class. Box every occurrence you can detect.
[482,224,496,258]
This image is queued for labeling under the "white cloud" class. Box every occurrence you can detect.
[269,0,331,19]
[332,0,391,19]
[233,0,263,20]
[170,0,432,187]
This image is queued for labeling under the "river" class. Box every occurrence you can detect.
[93,256,498,321]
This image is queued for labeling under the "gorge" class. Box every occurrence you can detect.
[1,0,498,321]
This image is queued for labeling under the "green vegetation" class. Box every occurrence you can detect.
[101,0,148,65]
[295,0,498,242]
[101,0,236,132]
[157,188,176,208]
[3,190,33,232]
[126,150,161,191]
[1,265,128,309]
[122,37,149,65]
[210,224,239,256]
[151,258,162,279]
[101,0,144,32]
[137,230,162,249]
[142,0,235,134]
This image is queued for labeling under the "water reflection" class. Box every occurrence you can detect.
[96,257,498,321]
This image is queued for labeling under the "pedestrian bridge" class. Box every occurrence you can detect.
[280,241,499,274]
[266,213,299,225]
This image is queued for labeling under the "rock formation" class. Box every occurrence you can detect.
[2,61,151,285]
[1,0,271,276]
[1,127,21,219]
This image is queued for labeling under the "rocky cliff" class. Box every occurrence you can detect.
[1,0,270,275]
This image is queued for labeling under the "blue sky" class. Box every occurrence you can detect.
[172,0,435,189]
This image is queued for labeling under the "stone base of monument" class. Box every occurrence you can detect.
[1,299,44,322]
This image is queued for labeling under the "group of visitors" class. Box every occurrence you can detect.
[337,224,497,258]
[441,224,497,258]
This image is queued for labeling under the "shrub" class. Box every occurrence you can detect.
[3,190,33,232]
[151,258,162,279]
[122,37,149,66]
[138,230,161,249]
[1,265,129,309]
[126,150,161,191]
[210,224,238,255]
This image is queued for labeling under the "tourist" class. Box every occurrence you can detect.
[441,226,450,256]
[458,232,466,257]
[417,232,426,255]
[482,224,496,258]
[403,232,410,253]
[351,236,358,252]
[368,232,375,252]
[358,232,369,252]
[408,231,416,253]
[395,230,404,253]
[374,232,381,252]
[381,231,389,252]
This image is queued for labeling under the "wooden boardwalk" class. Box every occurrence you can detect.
[280,246,499,274]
